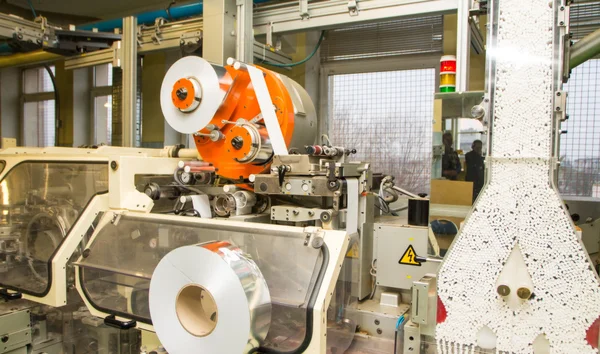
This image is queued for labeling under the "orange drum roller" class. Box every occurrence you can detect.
[161,56,317,181]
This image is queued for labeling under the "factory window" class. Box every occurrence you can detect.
[92,64,113,145]
[94,63,113,87]
[22,66,56,147]
[559,59,600,199]
[328,69,435,194]
[444,119,485,153]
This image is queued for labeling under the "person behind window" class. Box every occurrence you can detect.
[465,139,485,202]
[442,132,461,180]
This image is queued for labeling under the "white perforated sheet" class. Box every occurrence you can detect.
[435,0,600,352]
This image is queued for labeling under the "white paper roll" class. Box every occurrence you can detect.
[149,241,271,354]
[160,56,226,134]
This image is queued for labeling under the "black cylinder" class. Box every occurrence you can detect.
[408,198,429,226]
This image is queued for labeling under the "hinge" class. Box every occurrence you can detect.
[554,91,567,122]
[348,0,359,16]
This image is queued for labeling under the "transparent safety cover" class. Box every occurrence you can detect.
[77,213,324,351]
[0,161,108,295]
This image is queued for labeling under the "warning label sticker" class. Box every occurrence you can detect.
[399,245,421,266]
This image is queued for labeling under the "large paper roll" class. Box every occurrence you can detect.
[149,241,271,353]
[160,56,227,134]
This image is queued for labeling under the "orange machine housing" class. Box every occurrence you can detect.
[170,65,300,181]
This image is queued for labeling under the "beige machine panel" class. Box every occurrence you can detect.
[374,222,430,290]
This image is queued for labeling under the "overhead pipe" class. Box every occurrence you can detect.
[77,2,204,32]
[570,28,600,70]
[77,0,273,32]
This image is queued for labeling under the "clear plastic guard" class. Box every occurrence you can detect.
[77,213,325,351]
[0,161,108,295]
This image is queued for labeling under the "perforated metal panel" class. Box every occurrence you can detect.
[328,69,435,194]
[559,59,600,198]
[321,16,443,62]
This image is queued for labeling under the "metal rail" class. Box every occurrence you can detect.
[253,0,458,35]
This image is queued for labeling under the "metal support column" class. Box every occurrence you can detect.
[236,0,253,63]
[203,0,236,65]
[456,0,470,92]
[121,16,137,147]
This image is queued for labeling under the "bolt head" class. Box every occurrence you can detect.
[517,287,532,300]
[497,285,510,296]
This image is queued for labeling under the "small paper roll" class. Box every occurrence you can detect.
[160,56,227,134]
[149,241,271,354]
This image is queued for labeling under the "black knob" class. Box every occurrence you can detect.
[231,136,244,150]
[2,336,9,343]
[176,87,188,101]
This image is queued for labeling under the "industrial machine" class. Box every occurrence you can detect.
[0,0,597,352]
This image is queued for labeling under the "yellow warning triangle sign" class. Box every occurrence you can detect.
[399,245,421,266]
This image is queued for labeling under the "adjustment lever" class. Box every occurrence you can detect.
[104,315,137,330]
[415,256,443,264]
[277,165,287,187]
[0,289,22,301]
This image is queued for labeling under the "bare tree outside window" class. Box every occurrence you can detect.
[329,69,435,194]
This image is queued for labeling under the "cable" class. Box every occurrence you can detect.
[26,0,37,19]
[393,315,406,354]
[165,0,176,21]
[259,31,325,68]
[43,65,59,146]
[369,259,377,300]
[374,195,390,214]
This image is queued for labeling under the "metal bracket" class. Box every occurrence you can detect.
[557,5,569,28]
[403,321,421,353]
[299,0,309,20]
[180,31,202,47]
[266,22,274,47]
[151,18,166,44]
[554,90,567,122]
[411,276,437,326]
[348,0,359,16]
[562,33,572,83]
[481,94,491,126]
[411,282,429,325]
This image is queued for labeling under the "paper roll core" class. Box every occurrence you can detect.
[176,284,218,337]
